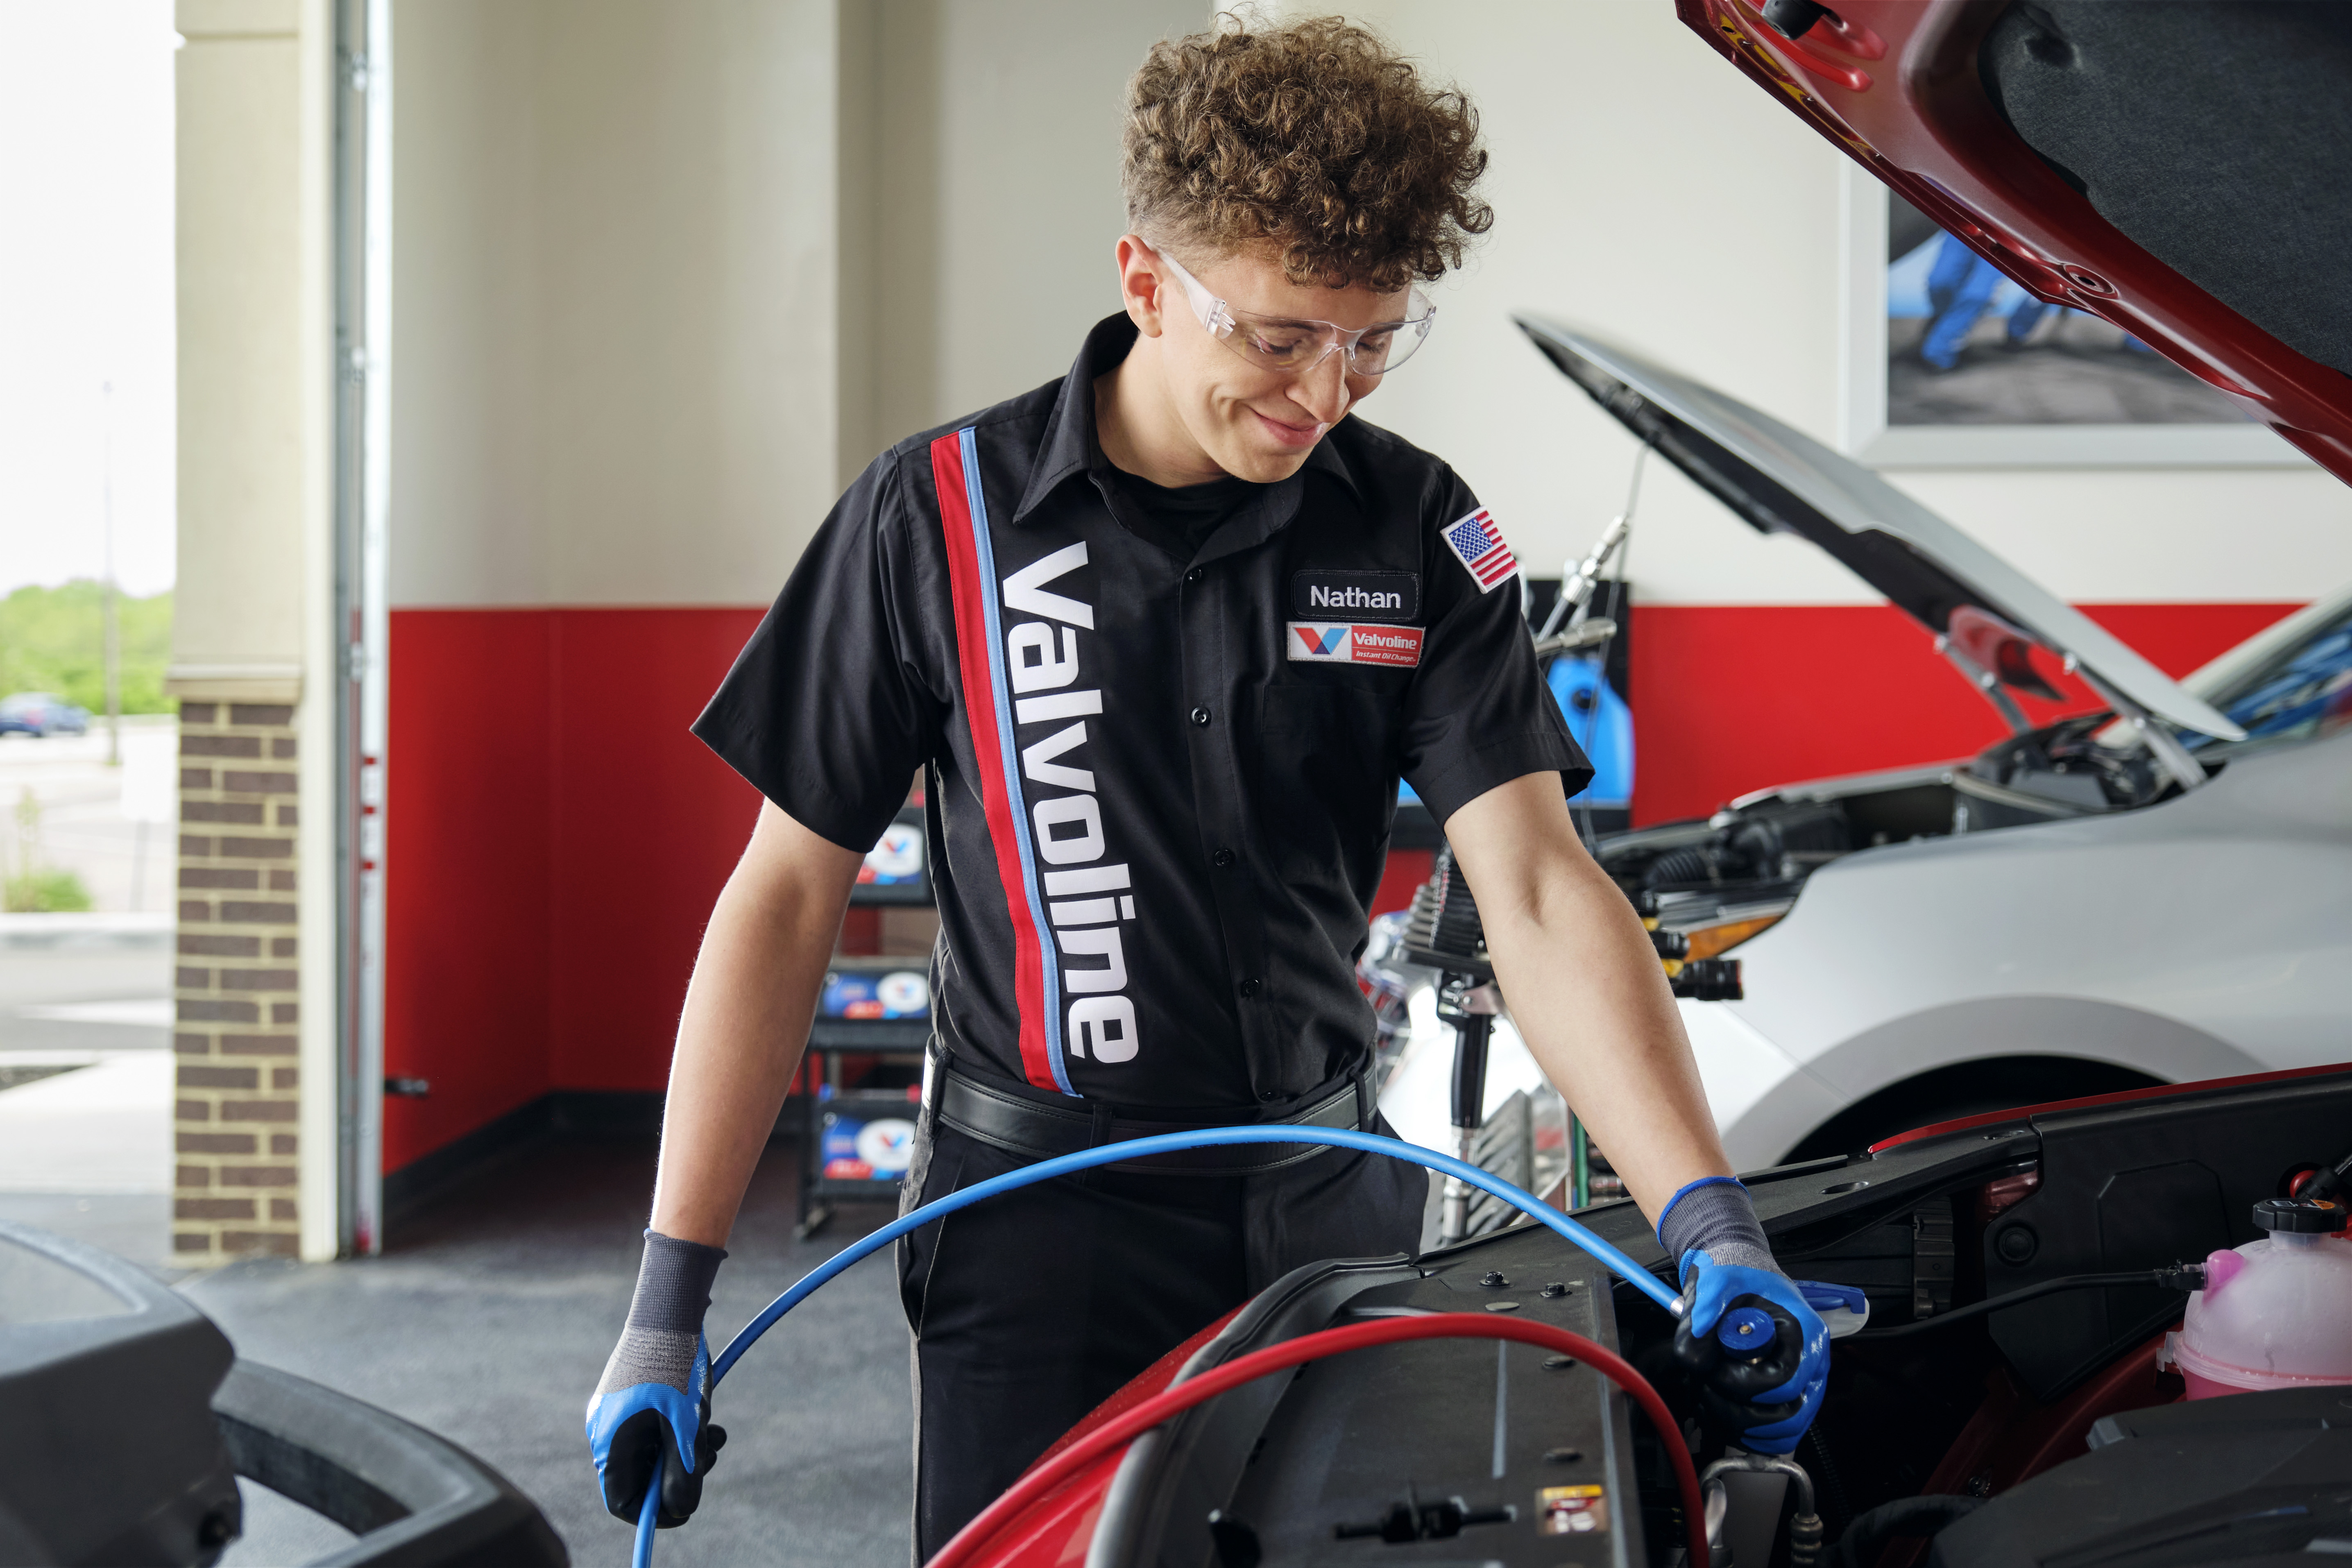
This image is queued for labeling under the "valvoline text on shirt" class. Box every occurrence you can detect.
[988,536,1143,1077]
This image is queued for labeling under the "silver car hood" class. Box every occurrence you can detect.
[1515,317,2245,741]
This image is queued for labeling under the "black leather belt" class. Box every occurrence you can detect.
[929,1058,1370,1175]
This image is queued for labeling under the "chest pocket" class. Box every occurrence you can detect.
[1255,684,1404,879]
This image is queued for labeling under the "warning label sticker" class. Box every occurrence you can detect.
[1538,1485,1609,1536]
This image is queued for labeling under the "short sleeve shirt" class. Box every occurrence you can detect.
[694,315,1590,1113]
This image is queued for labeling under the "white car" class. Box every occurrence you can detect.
[1383,323,2352,1175]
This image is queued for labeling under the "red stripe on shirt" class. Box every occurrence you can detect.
[930,433,1058,1090]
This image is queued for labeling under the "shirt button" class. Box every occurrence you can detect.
[1238,977,1263,998]
[1190,705,1212,727]
[1258,1089,1279,1103]
[1212,847,1235,868]
[1185,568,1203,585]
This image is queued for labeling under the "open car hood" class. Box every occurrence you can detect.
[1674,0,2352,486]
[1516,317,2246,740]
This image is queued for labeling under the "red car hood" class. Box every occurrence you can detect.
[1677,0,2352,485]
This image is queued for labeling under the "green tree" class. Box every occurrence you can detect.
[0,580,174,715]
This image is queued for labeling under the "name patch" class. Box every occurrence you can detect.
[1290,569,1420,623]
[1287,621,1425,668]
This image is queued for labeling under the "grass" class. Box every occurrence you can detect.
[2,789,94,911]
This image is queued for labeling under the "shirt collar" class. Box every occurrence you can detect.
[1011,313,1364,525]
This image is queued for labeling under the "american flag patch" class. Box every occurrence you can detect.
[1442,508,1518,593]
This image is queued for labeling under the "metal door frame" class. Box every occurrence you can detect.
[331,0,391,1257]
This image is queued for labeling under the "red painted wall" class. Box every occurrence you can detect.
[1626,602,2299,825]
[383,598,2299,1171]
[545,609,768,1092]
[383,607,763,1171]
[383,610,556,1171]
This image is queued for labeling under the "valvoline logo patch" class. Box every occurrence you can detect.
[1287,621,1424,668]
[1298,625,1348,656]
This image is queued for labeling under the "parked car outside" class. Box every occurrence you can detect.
[0,693,91,738]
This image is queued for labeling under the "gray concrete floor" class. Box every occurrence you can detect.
[1,931,914,1564]
[181,1138,913,1568]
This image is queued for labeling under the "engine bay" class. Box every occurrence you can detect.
[1026,1064,2352,1568]
[1591,711,2193,950]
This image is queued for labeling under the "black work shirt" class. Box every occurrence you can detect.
[694,315,1589,1112]
[1111,469,1259,559]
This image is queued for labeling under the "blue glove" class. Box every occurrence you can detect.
[1655,1176,1829,1455]
[1672,1249,1830,1455]
[587,1231,729,1528]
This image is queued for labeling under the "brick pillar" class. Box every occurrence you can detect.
[172,700,305,1263]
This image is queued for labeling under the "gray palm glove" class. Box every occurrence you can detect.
[1657,1177,1829,1457]
[586,1230,729,1528]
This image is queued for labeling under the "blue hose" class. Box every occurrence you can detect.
[634,1460,660,1568]
[636,1122,1681,1563]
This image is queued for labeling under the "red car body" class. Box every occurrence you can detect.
[1674,0,2352,479]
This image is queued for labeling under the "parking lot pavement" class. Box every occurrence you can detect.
[0,1049,172,1193]
[0,719,177,914]
[0,923,172,1262]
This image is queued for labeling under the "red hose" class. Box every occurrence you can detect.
[927,1312,1705,1568]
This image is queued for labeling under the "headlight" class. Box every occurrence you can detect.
[1646,907,1789,974]
[1684,913,1785,961]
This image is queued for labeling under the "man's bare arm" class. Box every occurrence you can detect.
[648,800,867,1248]
[1441,772,1733,1221]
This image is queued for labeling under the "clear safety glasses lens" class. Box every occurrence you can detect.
[1221,303,1435,377]
[1161,250,1434,377]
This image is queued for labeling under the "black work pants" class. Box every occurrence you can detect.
[895,1114,1426,1559]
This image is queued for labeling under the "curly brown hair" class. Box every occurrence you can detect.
[1122,15,1491,293]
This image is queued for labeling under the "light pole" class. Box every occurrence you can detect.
[101,380,121,768]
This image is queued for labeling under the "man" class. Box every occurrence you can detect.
[588,16,1826,1554]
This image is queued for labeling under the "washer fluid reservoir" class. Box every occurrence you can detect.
[2168,1197,2352,1400]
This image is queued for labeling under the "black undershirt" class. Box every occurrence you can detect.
[1106,466,1264,559]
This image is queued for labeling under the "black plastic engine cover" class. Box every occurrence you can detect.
[1928,1385,2352,1566]
[0,1221,241,1567]
[1093,1226,1652,1568]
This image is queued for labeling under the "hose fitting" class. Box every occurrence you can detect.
[1702,1450,1822,1568]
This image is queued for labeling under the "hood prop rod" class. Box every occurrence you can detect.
[2075,667,2210,792]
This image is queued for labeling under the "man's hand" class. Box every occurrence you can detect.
[1671,1250,1829,1455]
[1656,1177,1827,1454]
[587,1348,727,1527]
[587,1231,731,1528]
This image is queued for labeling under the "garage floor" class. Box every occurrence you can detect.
[183,1138,913,1568]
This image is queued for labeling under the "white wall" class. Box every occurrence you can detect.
[847,0,1205,467]
[389,0,2352,613]
[924,0,1203,432]
[390,0,839,608]
[393,0,1206,609]
[1310,0,2352,607]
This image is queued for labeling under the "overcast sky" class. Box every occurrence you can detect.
[0,2,177,598]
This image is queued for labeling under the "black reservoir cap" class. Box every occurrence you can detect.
[2253,1197,2350,1234]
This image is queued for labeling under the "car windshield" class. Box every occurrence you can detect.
[2173,595,2352,757]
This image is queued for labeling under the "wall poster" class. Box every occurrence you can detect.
[1839,167,2305,468]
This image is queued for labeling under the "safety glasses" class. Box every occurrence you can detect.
[1153,245,1436,378]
